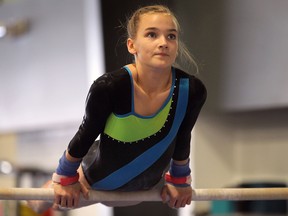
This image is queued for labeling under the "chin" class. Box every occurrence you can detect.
[152,60,173,68]
[156,63,173,70]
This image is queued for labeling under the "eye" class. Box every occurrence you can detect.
[167,34,177,40]
[146,32,157,38]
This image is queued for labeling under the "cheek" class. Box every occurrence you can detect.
[135,38,166,58]
[136,43,153,56]
[172,44,179,57]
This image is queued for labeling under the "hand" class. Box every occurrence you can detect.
[53,181,89,209]
[161,184,192,208]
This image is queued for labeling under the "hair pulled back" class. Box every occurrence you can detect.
[126,5,198,74]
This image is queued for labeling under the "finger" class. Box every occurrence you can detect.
[80,183,90,200]
[169,197,177,208]
[180,199,187,208]
[61,196,67,207]
[160,186,168,203]
[73,192,80,207]
[161,192,167,203]
[175,199,183,208]
[67,196,74,208]
[55,194,61,205]
[187,196,192,205]
[52,203,60,210]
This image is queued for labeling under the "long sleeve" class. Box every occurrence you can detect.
[67,74,113,158]
[173,75,207,161]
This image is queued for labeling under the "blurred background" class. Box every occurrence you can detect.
[1,0,288,215]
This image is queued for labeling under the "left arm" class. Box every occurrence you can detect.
[161,159,192,208]
[161,76,207,208]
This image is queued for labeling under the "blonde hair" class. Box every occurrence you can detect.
[126,5,198,74]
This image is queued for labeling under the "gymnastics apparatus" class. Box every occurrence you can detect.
[1,187,288,202]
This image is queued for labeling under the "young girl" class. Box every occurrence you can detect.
[29,4,207,212]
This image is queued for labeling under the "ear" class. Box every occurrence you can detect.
[127,38,137,55]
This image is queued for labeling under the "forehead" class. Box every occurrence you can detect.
[138,13,178,31]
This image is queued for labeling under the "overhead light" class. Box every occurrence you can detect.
[0,23,7,38]
[0,19,30,39]
[0,160,13,175]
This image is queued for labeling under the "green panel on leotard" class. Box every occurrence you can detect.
[104,98,172,142]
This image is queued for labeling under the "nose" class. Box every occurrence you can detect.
[159,36,168,49]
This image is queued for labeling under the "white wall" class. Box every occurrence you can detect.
[172,1,288,214]
[0,0,111,215]
[0,0,104,132]
[221,0,288,111]
[192,111,288,214]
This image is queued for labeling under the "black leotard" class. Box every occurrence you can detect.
[67,66,206,191]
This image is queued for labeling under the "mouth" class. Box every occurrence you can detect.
[155,53,169,57]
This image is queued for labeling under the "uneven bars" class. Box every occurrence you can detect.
[1,188,288,201]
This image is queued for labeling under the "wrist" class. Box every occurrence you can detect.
[169,159,191,177]
[52,172,79,186]
[165,172,192,187]
[165,159,192,187]
[55,150,81,176]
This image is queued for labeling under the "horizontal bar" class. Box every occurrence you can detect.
[194,188,288,201]
[0,187,288,202]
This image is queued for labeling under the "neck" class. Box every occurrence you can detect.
[132,64,172,95]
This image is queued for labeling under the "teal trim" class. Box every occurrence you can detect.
[123,66,175,119]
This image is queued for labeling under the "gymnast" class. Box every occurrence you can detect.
[28,4,207,213]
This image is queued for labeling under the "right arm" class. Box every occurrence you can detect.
[53,74,113,209]
[53,151,87,209]
[67,74,113,158]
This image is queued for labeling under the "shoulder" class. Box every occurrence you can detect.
[90,68,130,93]
[92,68,129,86]
[174,68,207,101]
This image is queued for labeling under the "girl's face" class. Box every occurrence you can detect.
[127,13,178,70]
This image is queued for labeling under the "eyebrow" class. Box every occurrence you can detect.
[144,27,178,32]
